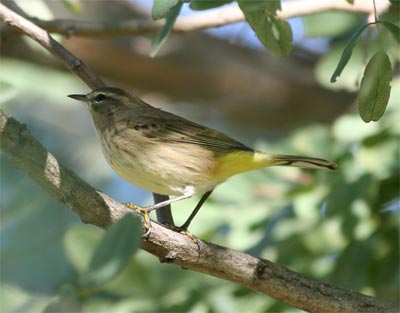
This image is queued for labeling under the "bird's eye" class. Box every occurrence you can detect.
[94,94,106,102]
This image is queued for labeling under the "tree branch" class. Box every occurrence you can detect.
[1,110,396,313]
[0,3,397,312]
[3,0,390,38]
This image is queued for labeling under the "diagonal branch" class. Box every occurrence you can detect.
[2,0,390,38]
[0,109,396,313]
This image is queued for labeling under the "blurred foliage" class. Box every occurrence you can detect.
[328,21,397,121]
[43,214,141,312]
[151,0,399,121]
[302,12,362,38]
[317,7,399,123]
[1,56,399,312]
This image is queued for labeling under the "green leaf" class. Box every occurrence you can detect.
[238,0,267,12]
[270,17,292,55]
[150,3,183,57]
[64,225,103,274]
[79,214,141,288]
[265,0,282,14]
[190,0,233,11]
[238,1,292,56]
[330,23,371,83]
[152,0,179,20]
[358,49,392,122]
[381,21,400,44]
[346,0,354,4]
[239,0,281,13]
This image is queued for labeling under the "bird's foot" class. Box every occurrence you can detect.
[125,202,151,237]
[166,224,202,250]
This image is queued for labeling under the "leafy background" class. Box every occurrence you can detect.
[1,1,399,312]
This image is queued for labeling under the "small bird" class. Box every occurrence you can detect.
[68,87,336,234]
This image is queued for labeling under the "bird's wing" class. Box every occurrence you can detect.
[127,113,253,152]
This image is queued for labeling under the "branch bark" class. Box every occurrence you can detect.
[4,0,390,38]
[1,110,397,313]
[0,3,397,312]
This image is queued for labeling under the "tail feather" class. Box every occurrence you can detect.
[271,154,337,171]
[212,151,336,183]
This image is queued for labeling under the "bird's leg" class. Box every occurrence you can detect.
[127,188,213,249]
[176,189,214,232]
[170,190,214,250]
[126,187,196,238]
[144,190,195,211]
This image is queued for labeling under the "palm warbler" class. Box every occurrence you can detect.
[68,87,336,232]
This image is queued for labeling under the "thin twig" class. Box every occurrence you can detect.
[2,0,390,38]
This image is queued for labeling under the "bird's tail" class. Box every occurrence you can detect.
[212,151,336,182]
[268,153,337,171]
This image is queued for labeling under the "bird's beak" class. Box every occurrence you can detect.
[68,94,88,102]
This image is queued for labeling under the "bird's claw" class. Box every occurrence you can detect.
[166,224,202,250]
[124,203,201,249]
[125,202,151,238]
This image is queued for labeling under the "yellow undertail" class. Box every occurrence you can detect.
[212,151,336,182]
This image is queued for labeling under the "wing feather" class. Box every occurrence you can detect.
[126,112,253,152]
